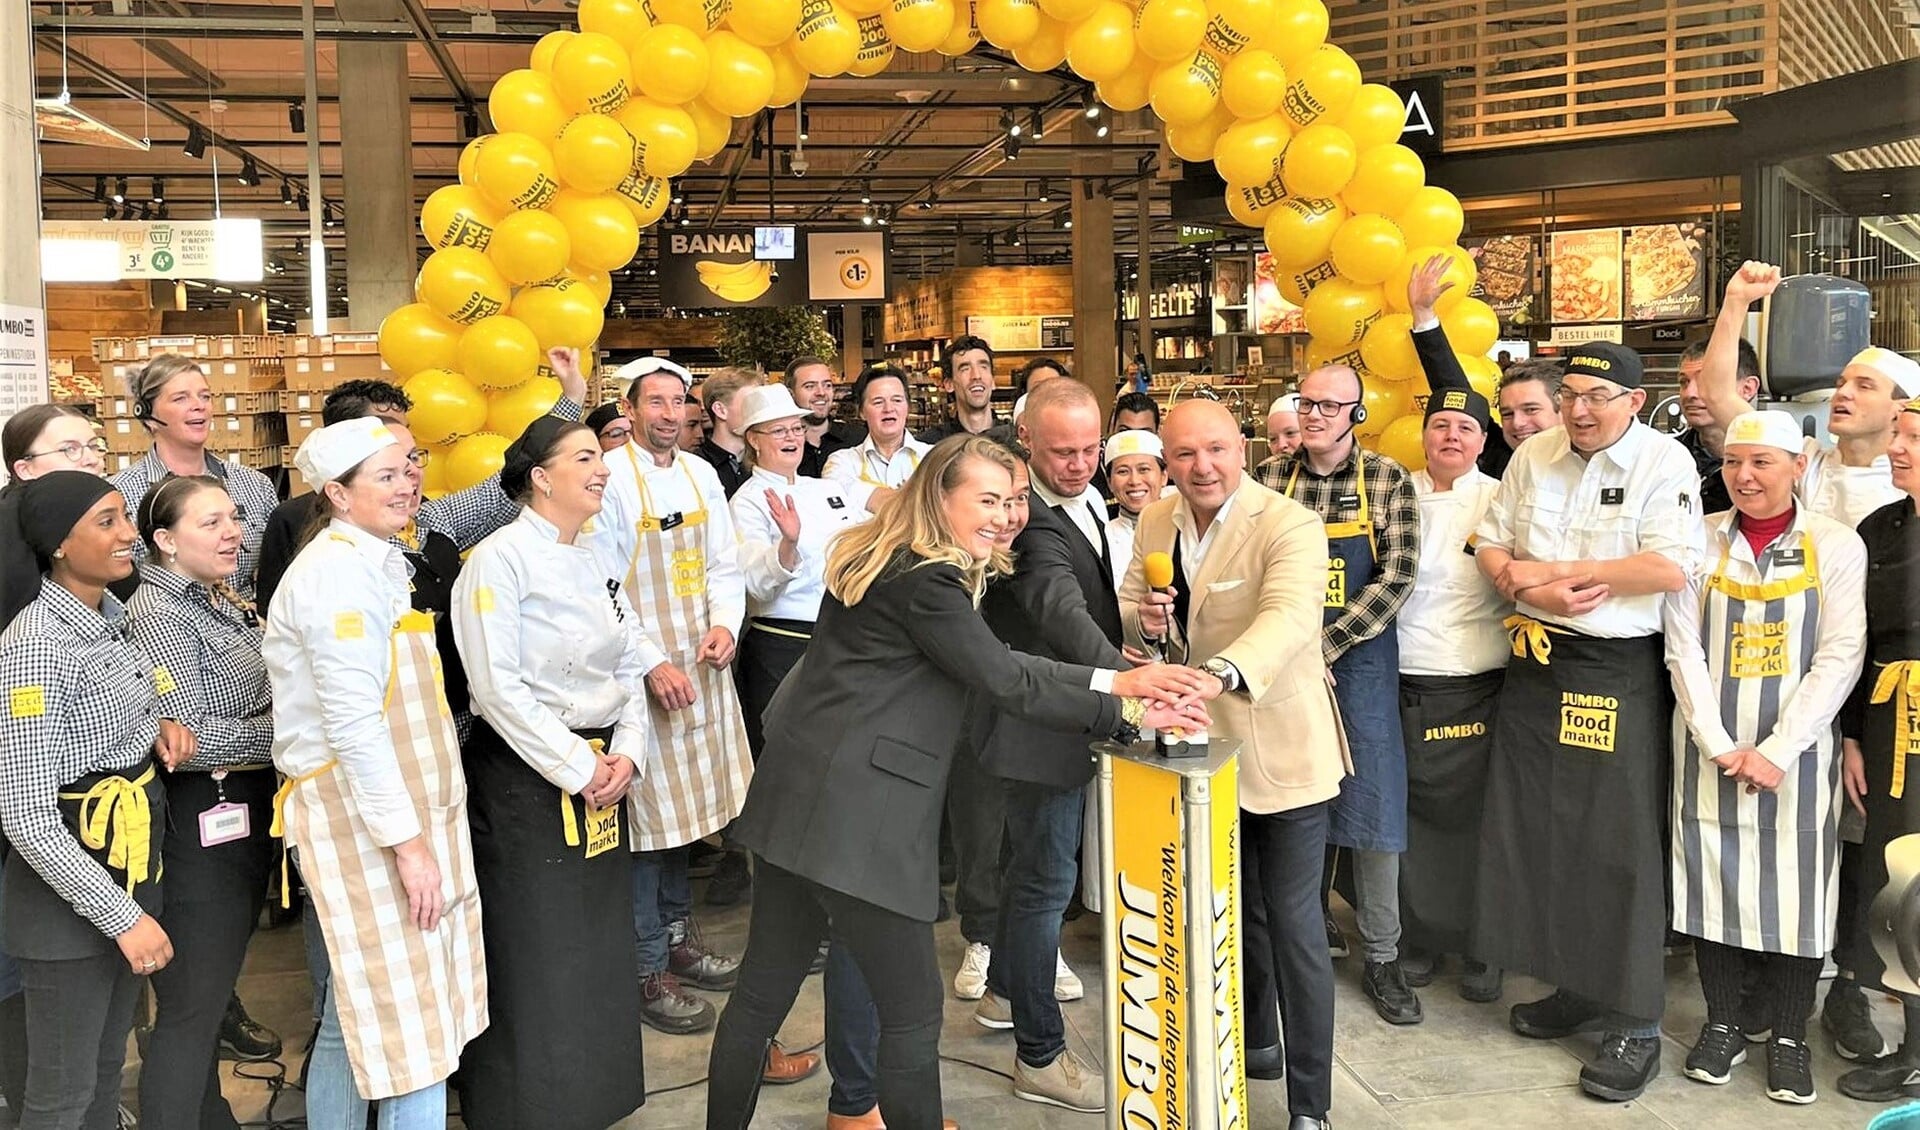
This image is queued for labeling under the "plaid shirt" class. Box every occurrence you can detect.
[415,396,584,550]
[126,564,273,771]
[112,452,281,603]
[1256,446,1420,665]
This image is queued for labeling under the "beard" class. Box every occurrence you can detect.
[804,413,829,427]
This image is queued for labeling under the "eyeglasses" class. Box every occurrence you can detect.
[600,423,633,441]
[754,424,808,440]
[407,448,431,468]
[22,438,109,463]
[1298,398,1361,418]
[1555,385,1635,411]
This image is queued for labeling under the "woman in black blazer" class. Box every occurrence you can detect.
[706,434,1212,1130]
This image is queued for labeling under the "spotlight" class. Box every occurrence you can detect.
[860,180,871,204]
[138,202,153,221]
[917,196,934,210]
[462,108,480,139]
[671,187,685,206]
[1095,119,1109,139]
[289,101,306,133]
[861,208,875,226]
[877,207,889,227]
[1029,110,1044,140]
[183,124,207,159]
[323,203,339,229]
[150,178,164,203]
[93,176,106,202]
[280,180,293,206]
[1082,89,1100,118]
[797,106,810,141]
[1037,178,1050,202]
[1010,228,1021,247]
[120,201,138,221]
[101,203,115,220]
[111,177,127,204]
[296,189,309,211]
[237,157,259,187]
[1003,134,1021,160]
[1001,109,1021,138]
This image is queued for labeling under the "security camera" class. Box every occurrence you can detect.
[790,151,810,177]
[768,265,780,282]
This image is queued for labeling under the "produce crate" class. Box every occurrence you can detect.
[211,390,281,415]
[281,389,329,413]
[103,450,145,476]
[200,358,286,395]
[95,394,140,419]
[206,414,288,450]
[216,446,284,472]
[100,417,151,453]
[284,411,322,448]
[211,335,285,358]
[285,352,389,390]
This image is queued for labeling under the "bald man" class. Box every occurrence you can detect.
[1121,400,1346,1130]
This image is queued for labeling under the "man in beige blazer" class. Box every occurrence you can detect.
[1118,400,1349,1130]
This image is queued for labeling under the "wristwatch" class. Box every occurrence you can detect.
[1202,657,1241,692]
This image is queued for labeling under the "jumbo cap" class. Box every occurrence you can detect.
[1105,429,1164,467]
[616,356,694,393]
[739,384,808,431]
[1850,347,1920,398]
[1424,387,1492,431]
[1723,409,1805,454]
[294,417,398,490]
[1564,342,1645,391]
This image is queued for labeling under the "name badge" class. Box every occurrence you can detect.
[828,496,846,510]
[660,511,686,531]
[1600,487,1625,505]
[1773,548,1806,568]
[199,802,251,848]
[1337,493,1361,511]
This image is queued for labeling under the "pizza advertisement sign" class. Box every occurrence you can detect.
[1463,235,1536,319]
[1624,222,1708,321]
[1548,228,1623,325]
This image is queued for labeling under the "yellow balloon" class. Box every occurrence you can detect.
[849,13,897,76]
[1342,83,1403,152]
[1374,412,1426,471]
[937,1,982,53]
[1303,336,1362,374]
[616,98,699,179]
[554,113,638,193]
[615,170,673,226]
[1441,297,1500,358]
[421,184,502,251]
[1221,48,1286,119]
[1280,121,1356,198]
[794,0,861,75]
[1343,143,1424,216]
[767,44,811,106]
[420,443,452,498]
[840,0,886,15]
[1096,51,1158,112]
[975,0,1041,49]
[489,69,569,141]
[1279,258,1337,306]
[1066,1,1134,82]
[443,432,515,493]
[578,0,653,43]
[686,98,735,159]
[548,190,641,273]
[1301,276,1384,347]
[510,279,607,353]
[1262,0,1327,67]
[378,303,464,378]
[1212,113,1290,188]
[1134,0,1206,62]
[1358,313,1419,381]
[487,209,573,285]
[1261,193,1346,267]
[704,32,778,116]
[1150,51,1224,126]
[569,269,615,307]
[403,368,490,444]
[1357,377,1409,439]
[1385,244,1475,314]
[1164,105,1233,162]
[1330,213,1406,286]
[416,247,510,325]
[1281,43,1359,126]
[652,0,729,32]
[1458,353,1501,402]
[1010,14,1067,71]
[728,0,803,46]
[1394,186,1465,249]
[1206,0,1274,54]
[473,132,561,212]
[885,0,957,52]
[487,376,565,437]
[630,24,712,105]
[530,30,577,73]
[552,32,633,115]
[1224,169,1286,226]
[458,136,488,186]
[457,316,545,391]
[1039,0,1097,19]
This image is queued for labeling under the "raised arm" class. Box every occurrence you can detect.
[1701,262,1782,428]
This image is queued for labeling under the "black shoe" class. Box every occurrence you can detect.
[1399,949,1437,988]
[1821,976,1888,1061]
[1765,1037,1815,1104]
[1838,1048,1920,1102]
[936,892,952,923]
[1459,959,1503,1004]
[705,851,752,907]
[1287,1117,1330,1130]
[1325,916,1349,960]
[1579,1034,1662,1102]
[1737,987,1773,1043]
[218,995,281,1062]
[1510,991,1605,1040]
[687,839,724,878]
[1246,1043,1284,1081]
[1362,961,1423,1025]
[1682,1022,1746,1084]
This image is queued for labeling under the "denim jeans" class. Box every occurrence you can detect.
[632,846,693,975]
[304,978,446,1130]
[984,781,1081,1069]
[1349,848,1403,964]
[823,939,882,1117]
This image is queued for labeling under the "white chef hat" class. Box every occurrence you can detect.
[294,417,398,490]
[1723,409,1804,454]
[1105,429,1164,467]
[739,384,807,431]
[1270,393,1301,415]
[1849,347,1920,398]
[615,356,694,393]
[1012,393,1028,422]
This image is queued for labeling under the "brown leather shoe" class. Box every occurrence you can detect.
[822,1108,956,1130]
[762,1040,822,1085]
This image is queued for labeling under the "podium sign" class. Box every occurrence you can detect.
[1097,740,1247,1130]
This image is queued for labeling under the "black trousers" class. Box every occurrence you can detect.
[18,951,140,1130]
[944,744,1005,946]
[707,860,943,1130]
[138,771,276,1130]
[1241,802,1335,1119]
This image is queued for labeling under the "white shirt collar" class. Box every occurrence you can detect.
[859,432,924,460]
[751,464,800,487]
[1172,478,1244,544]
[1029,475,1103,512]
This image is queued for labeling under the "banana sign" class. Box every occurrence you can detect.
[656,228,887,309]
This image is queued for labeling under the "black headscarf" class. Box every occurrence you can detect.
[0,471,120,632]
[499,415,581,501]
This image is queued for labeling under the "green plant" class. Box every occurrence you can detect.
[715,306,837,372]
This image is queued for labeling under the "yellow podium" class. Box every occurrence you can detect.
[1096,739,1247,1130]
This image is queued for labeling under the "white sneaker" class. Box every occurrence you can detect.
[1053,950,1084,1001]
[953,941,991,1000]
[1013,1048,1105,1112]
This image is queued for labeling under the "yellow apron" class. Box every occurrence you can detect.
[857,444,921,488]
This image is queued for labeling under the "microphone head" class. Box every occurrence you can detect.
[1143,551,1174,590]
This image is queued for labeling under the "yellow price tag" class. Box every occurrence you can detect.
[9,686,45,719]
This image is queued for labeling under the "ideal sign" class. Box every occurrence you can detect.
[1387,75,1445,157]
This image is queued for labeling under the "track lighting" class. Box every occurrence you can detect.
[797,106,810,141]
[1037,179,1050,203]
[237,157,259,187]
[111,177,127,204]
[860,180,871,204]
[1029,110,1044,140]
[150,178,164,203]
[289,101,305,133]
[93,177,106,202]
[1003,134,1021,160]
[183,124,207,159]
[1082,89,1101,118]
[281,180,293,206]
[1001,109,1020,138]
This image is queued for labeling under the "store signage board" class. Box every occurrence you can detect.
[965,314,1072,351]
[1549,324,1625,346]
[1549,228,1624,324]
[1464,235,1536,319]
[657,228,813,309]
[1178,225,1226,246]
[40,219,263,282]
[1121,281,1205,322]
[1624,223,1708,320]
[0,303,50,445]
[807,232,887,301]
[1387,75,1446,157]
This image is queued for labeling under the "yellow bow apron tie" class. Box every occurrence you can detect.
[1873,660,1920,799]
[59,764,159,894]
[1505,614,1562,665]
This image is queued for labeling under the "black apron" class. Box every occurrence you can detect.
[1398,669,1504,956]
[738,617,813,760]
[455,721,643,1130]
[1470,625,1672,1021]
[3,764,166,961]
[1852,659,1920,993]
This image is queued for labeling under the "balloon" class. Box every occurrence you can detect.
[1343,143,1424,216]
[548,190,641,273]
[554,113,637,193]
[976,0,1041,49]
[1212,114,1290,187]
[1358,313,1419,381]
[1163,107,1232,162]
[378,303,464,378]
[1206,0,1273,53]
[1279,258,1337,306]
[840,0,886,15]
[1096,51,1158,112]
[486,376,565,437]
[489,69,569,141]
[686,98,735,159]
[701,32,778,116]
[1458,353,1501,402]
[850,13,898,75]
[530,30,576,73]
[551,32,633,115]
[1066,2,1134,82]
[458,316,545,391]
[794,0,862,74]
[578,0,652,42]
[443,432,515,494]
[416,247,510,325]
[1330,213,1405,286]
[487,209,572,284]
[937,1,982,53]
[1038,0,1097,20]
[404,369,489,444]
[1150,51,1224,126]
[1303,336,1363,374]
[652,0,729,32]
[1441,297,1500,358]
[421,184,502,251]
[1133,0,1207,62]
[1261,193,1345,267]
[1356,377,1409,439]
[615,99,699,179]
[1374,412,1425,471]
[1395,185,1465,249]
[1224,169,1287,226]
[472,132,561,212]
[1301,276,1384,347]
[510,279,607,352]
[1386,244,1475,314]
[1280,122,1356,198]
[1221,48,1286,119]
[569,269,615,307]
[883,0,955,52]
[420,443,452,498]
[1010,15,1067,71]
[458,136,488,186]
[630,24,712,105]
[1262,0,1327,67]
[767,44,811,106]
[1281,43,1359,126]
[614,170,673,226]
[1342,83,1403,151]
[729,0,804,46]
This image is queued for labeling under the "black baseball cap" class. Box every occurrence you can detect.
[1564,342,1644,390]
[1424,387,1491,431]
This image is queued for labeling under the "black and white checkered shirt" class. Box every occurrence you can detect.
[127,564,272,771]
[112,452,281,603]
[0,584,164,939]
[413,397,585,550]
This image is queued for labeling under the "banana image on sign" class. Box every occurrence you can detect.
[695,258,775,302]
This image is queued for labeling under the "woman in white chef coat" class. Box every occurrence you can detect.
[450,415,651,1130]
[1100,429,1166,597]
[1664,410,1866,1106]
[264,418,486,1130]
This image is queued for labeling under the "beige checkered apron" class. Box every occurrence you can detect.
[619,449,752,851]
[281,610,489,1099]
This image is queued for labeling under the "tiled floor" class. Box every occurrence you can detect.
[189,896,1910,1129]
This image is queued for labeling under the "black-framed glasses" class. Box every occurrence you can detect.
[22,438,109,463]
[1556,385,1635,411]
[1298,398,1361,417]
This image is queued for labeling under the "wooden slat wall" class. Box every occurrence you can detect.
[1776,0,1920,168]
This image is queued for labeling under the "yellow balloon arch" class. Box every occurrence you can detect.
[379,0,1495,491]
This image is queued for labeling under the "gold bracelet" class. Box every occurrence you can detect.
[1120,696,1146,728]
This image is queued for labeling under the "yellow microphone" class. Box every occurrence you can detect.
[1142,551,1175,657]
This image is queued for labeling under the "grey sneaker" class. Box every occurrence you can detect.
[973,990,1013,1031]
[667,918,740,990]
[639,971,716,1034]
[1013,1048,1104,1112]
